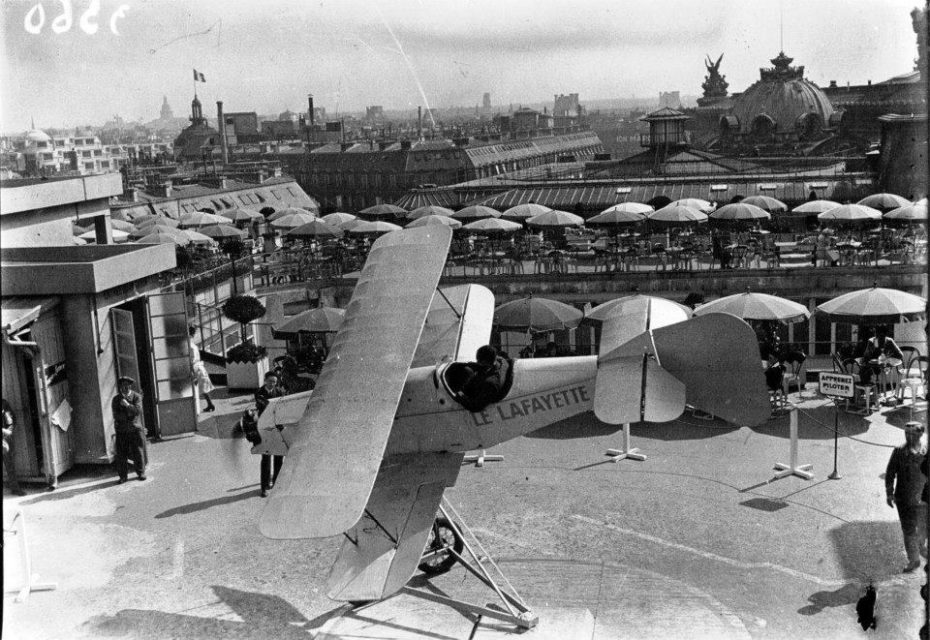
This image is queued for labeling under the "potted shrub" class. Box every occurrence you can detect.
[222,295,269,389]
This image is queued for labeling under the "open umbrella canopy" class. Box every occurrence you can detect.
[648,204,708,226]
[405,215,462,229]
[494,297,583,332]
[272,307,346,338]
[407,205,455,220]
[884,202,928,223]
[347,220,403,235]
[709,202,771,223]
[179,211,229,228]
[602,202,654,216]
[180,229,217,245]
[269,207,316,222]
[220,207,263,223]
[816,204,882,223]
[358,203,406,219]
[199,224,247,240]
[129,223,185,239]
[452,205,501,220]
[79,228,130,242]
[270,212,317,230]
[501,203,552,220]
[585,294,691,327]
[792,200,841,214]
[857,193,911,211]
[135,215,179,229]
[586,209,647,226]
[817,286,927,324]
[136,231,190,246]
[740,195,787,212]
[693,291,810,323]
[462,218,522,234]
[526,210,584,228]
[670,198,714,213]
[321,212,358,227]
[285,219,344,239]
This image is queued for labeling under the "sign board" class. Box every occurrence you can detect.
[819,372,855,398]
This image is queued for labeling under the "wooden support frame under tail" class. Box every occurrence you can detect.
[462,449,504,467]
[605,422,647,463]
[404,498,537,630]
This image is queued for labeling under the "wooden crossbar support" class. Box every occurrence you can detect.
[773,408,813,480]
[3,510,57,602]
[463,449,504,468]
[605,423,647,463]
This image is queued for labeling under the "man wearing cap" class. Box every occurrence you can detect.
[885,421,928,572]
[252,371,286,498]
[112,376,147,483]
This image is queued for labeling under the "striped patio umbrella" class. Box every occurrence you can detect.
[407,205,455,220]
[648,205,708,226]
[817,286,926,324]
[199,224,248,240]
[270,212,317,230]
[462,218,522,234]
[526,210,584,228]
[501,203,552,220]
[179,211,229,228]
[709,203,771,223]
[136,231,190,246]
[670,198,715,213]
[494,297,583,332]
[792,200,841,214]
[452,205,501,220]
[285,220,344,240]
[857,193,911,212]
[694,291,810,323]
[220,207,263,223]
[129,224,185,239]
[358,204,407,219]
[405,215,463,229]
[884,202,928,223]
[740,195,787,213]
[321,212,358,227]
[135,215,180,229]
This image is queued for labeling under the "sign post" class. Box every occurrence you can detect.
[818,372,855,480]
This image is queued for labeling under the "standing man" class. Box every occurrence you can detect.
[254,371,286,498]
[112,376,147,483]
[885,421,928,572]
[2,398,26,496]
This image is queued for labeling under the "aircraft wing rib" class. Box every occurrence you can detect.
[260,227,453,539]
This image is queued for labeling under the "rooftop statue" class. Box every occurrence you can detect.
[702,53,729,98]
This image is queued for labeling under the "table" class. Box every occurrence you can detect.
[858,357,903,402]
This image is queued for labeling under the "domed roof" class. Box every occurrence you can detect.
[729,52,834,137]
[24,128,52,144]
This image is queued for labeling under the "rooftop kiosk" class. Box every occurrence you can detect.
[1,175,191,489]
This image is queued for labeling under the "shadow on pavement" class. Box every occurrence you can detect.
[525,413,621,440]
[750,405,871,440]
[154,490,260,519]
[82,586,320,639]
[797,582,863,615]
[829,520,906,582]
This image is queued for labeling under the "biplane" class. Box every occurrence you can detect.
[249,226,770,628]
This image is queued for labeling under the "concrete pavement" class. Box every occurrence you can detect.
[3,383,927,639]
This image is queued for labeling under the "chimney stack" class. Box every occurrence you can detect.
[417,106,422,141]
[308,94,315,127]
[216,101,229,165]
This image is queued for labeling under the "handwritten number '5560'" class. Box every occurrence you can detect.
[24,1,130,35]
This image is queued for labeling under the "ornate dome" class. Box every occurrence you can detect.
[726,52,835,141]
[24,128,52,145]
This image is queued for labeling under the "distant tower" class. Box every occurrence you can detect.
[190,95,205,125]
[160,96,174,120]
[482,92,491,109]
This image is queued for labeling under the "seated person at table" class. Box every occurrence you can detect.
[860,326,904,385]
[460,345,513,412]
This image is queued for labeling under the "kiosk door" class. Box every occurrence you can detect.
[146,292,196,436]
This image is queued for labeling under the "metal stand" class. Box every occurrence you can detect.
[773,408,813,480]
[605,423,647,462]
[3,509,57,602]
[404,498,537,630]
[828,401,842,480]
[462,450,504,468]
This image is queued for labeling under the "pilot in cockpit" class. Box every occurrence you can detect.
[460,345,513,412]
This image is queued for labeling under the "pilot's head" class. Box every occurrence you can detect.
[476,345,497,366]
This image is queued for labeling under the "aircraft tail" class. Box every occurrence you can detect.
[595,313,770,427]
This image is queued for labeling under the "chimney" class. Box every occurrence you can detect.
[156,180,173,198]
[417,106,422,140]
[217,101,229,165]
[308,94,315,127]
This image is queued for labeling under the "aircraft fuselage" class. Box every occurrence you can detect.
[385,356,598,456]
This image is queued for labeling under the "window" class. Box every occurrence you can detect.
[238,195,250,205]
[82,150,92,158]
[270,188,282,199]
[84,162,95,170]
[94,149,102,156]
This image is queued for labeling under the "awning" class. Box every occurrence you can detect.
[1,297,59,335]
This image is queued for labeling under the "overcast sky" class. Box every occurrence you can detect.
[0,0,922,131]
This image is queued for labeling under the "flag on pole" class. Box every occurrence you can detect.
[193,69,206,82]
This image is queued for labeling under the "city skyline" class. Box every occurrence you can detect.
[0,0,922,132]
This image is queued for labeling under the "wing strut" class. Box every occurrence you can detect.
[434,287,463,320]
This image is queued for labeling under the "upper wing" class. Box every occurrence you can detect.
[260,226,452,539]
[325,452,464,602]
[411,284,495,367]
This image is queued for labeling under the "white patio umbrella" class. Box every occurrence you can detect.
[269,207,316,222]
[129,224,185,239]
[816,204,882,223]
[180,230,217,245]
[407,205,455,220]
[462,218,522,234]
[648,205,708,226]
[857,193,911,212]
[135,215,179,229]
[817,286,927,324]
[501,203,552,220]
[179,211,229,228]
[670,198,715,213]
[321,212,358,228]
[406,215,463,229]
[220,207,263,223]
[884,202,928,223]
[740,195,787,213]
[526,210,584,228]
[270,212,317,230]
[348,220,403,235]
[136,231,190,246]
[452,205,501,220]
[693,291,810,323]
[709,202,772,223]
[199,224,248,240]
[585,295,691,328]
[792,200,841,214]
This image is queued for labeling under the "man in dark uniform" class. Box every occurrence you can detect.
[253,371,286,498]
[2,398,26,495]
[461,345,512,412]
[886,421,928,572]
[112,376,147,483]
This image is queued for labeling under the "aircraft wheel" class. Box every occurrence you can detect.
[418,517,463,576]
